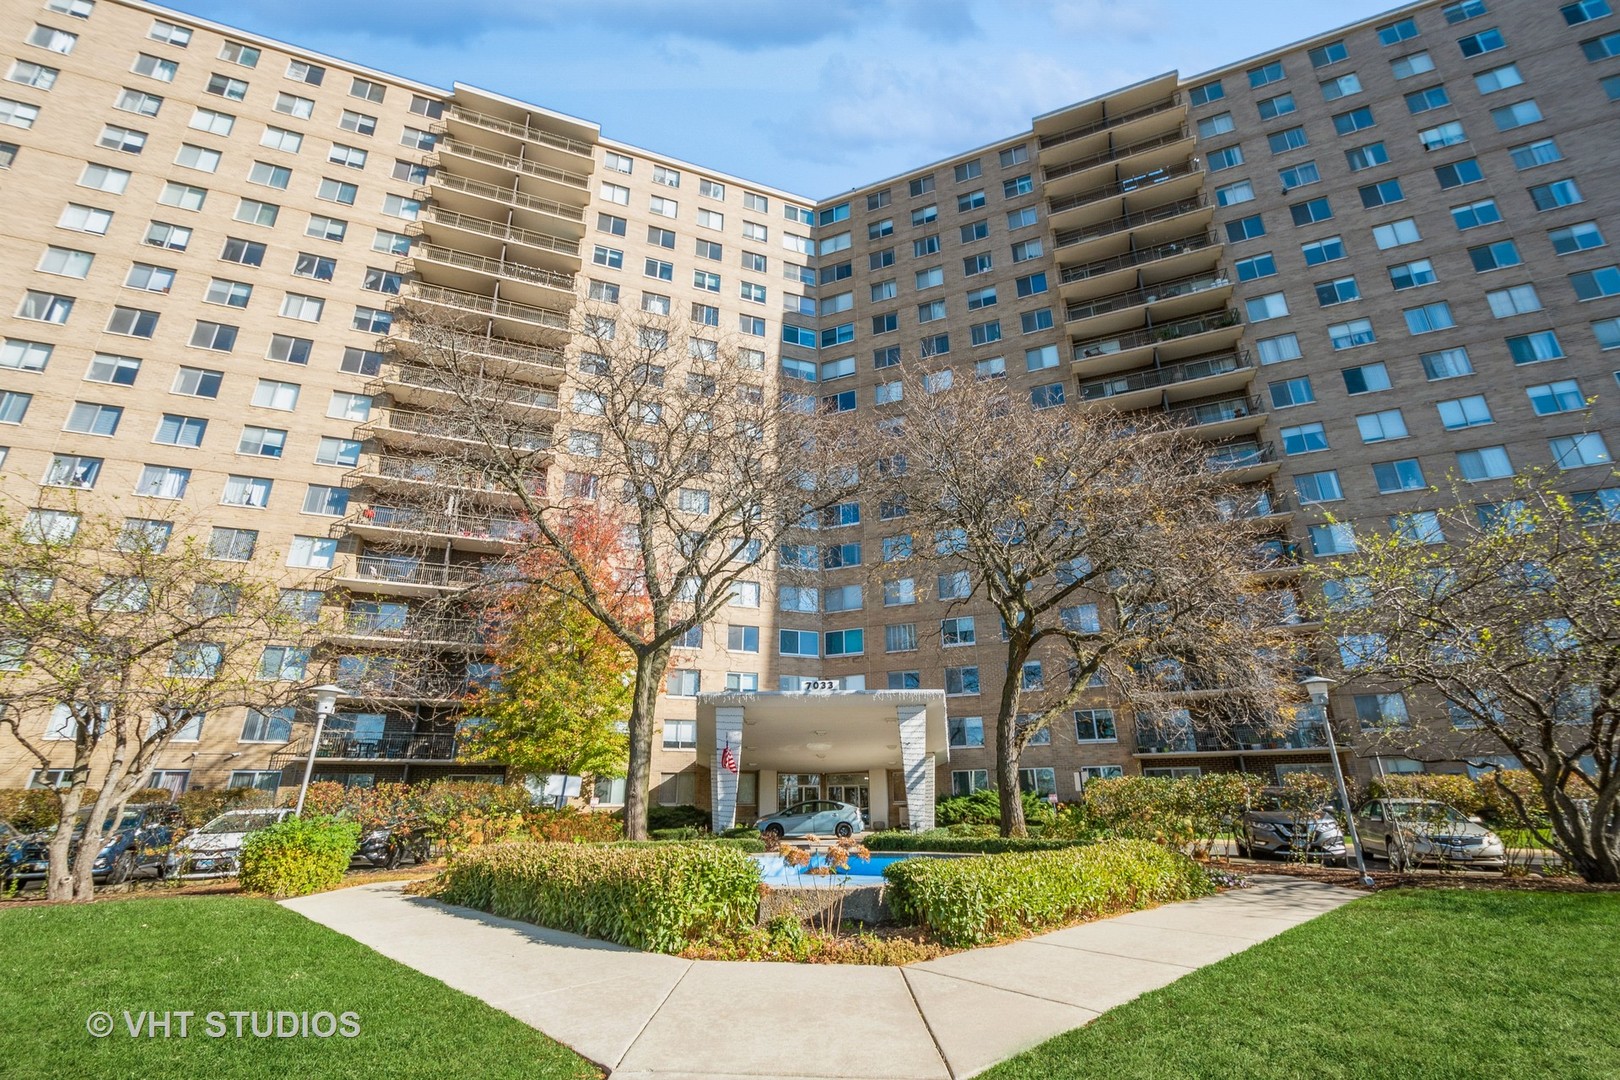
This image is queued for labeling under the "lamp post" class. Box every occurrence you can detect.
[1300,675,1375,887]
[294,684,343,816]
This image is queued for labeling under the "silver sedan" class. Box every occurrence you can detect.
[755,800,864,839]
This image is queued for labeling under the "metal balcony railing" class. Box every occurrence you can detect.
[427,173,585,218]
[343,504,532,543]
[1072,307,1240,360]
[1078,351,1250,400]
[1164,394,1262,429]
[386,328,565,373]
[1053,196,1210,250]
[333,555,486,590]
[1206,441,1276,472]
[1037,94,1183,151]
[1135,721,1329,755]
[1043,127,1192,184]
[413,208,580,257]
[371,362,560,409]
[407,283,570,332]
[410,243,576,292]
[440,106,594,160]
[1060,231,1219,285]
[1064,271,1231,323]
[283,732,461,762]
[1047,159,1203,217]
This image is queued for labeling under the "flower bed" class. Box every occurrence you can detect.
[883,838,1214,947]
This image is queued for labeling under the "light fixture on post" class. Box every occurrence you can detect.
[1300,675,1374,887]
[294,684,343,816]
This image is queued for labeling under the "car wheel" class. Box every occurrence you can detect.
[1235,835,1253,859]
[385,843,408,870]
[104,851,136,886]
[835,823,853,839]
[1386,837,1404,872]
[764,824,784,840]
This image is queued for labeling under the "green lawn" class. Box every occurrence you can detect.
[0,895,599,1080]
[983,889,1620,1080]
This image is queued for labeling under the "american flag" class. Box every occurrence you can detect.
[720,745,738,774]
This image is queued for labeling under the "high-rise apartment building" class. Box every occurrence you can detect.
[0,0,1614,823]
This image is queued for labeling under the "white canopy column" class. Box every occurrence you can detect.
[710,706,744,831]
[897,703,935,832]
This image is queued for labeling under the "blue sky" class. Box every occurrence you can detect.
[167,0,1404,199]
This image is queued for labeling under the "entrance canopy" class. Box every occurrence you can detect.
[695,689,950,832]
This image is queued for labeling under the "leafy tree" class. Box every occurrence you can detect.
[0,500,316,900]
[870,362,1295,836]
[1320,471,1619,882]
[459,509,636,799]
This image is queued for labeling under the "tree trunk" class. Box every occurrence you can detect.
[44,777,87,903]
[622,646,670,841]
[995,636,1030,838]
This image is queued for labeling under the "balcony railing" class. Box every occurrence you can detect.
[1135,721,1329,755]
[362,406,553,451]
[1047,159,1203,217]
[1217,489,1289,522]
[333,555,486,590]
[346,455,532,499]
[435,136,591,188]
[427,173,585,219]
[1206,441,1276,472]
[1053,196,1210,250]
[1078,351,1250,400]
[342,503,532,544]
[336,610,483,645]
[1064,271,1230,323]
[414,208,580,257]
[1073,307,1240,361]
[1038,94,1182,151]
[407,283,570,332]
[1043,127,1192,184]
[441,105,594,160]
[1165,394,1262,429]
[1060,231,1218,286]
[373,362,560,409]
[388,328,565,374]
[1254,539,1305,571]
[411,243,576,293]
[296,732,461,762]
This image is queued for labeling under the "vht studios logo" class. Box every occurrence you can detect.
[86,1010,361,1039]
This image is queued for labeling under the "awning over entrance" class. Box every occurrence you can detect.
[695,689,950,833]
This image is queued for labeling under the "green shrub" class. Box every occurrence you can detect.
[604,836,765,853]
[176,786,273,829]
[239,815,361,898]
[645,804,711,831]
[934,788,1056,829]
[651,826,702,841]
[865,829,1088,854]
[0,788,80,831]
[718,825,761,839]
[1081,774,1263,854]
[128,787,175,805]
[884,839,1214,947]
[428,840,761,952]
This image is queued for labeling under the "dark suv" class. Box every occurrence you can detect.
[2,803,182,887]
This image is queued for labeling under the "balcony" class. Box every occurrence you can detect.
[338,503,532,552]
[1071,307,1243,375]
[345,455,540,505]
[1077,351,1253,409]
[1217,489,1291,525]
[329,555,487,597]
[1063,270,1233,334]
[414,208,580,268]
[407,283,570,338]
[281,732,462,764]
[434,129,592,195]
[329,610,485,649]
[1047,159,1204,227]
[409,243,575,303]
[441,105,594,164]
[1135,721,1329,756]
[427,173,587,230]
[1058,231,1220,298]
[1205,440,1279,482]
[371,361,562,410]
[1041,127,1196,200]
[387,328,564,378]
[1253,539,1306,577]
[1037,93,1182,155]
[1163,394,1265,439]
[359,405,553,453]
[1053,196,1212,256]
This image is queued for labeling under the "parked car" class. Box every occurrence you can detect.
[2,803,181,887]
[352,825,430,869]
[1236,787,1349,864]
[755,800,864,839]
[1355,798,1506,871]
[163,807,294,879]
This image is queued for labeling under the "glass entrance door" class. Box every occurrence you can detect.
[826,772,870,825]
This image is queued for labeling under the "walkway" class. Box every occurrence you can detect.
[283,875,1359,1080]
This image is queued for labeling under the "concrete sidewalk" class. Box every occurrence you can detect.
[283,875,1359,1080]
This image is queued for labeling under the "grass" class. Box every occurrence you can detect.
[0,895,599,1080]
[982,889,1620,1080]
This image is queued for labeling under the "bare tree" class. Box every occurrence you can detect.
[373,299,859,837]
[1319,470,1620,882]
[868,361,1297,836]
[0,500,317,900]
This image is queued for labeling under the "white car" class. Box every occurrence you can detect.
[163,808,294,878]
[1355,798,1506,871]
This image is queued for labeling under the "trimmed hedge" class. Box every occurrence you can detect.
[606,836,766,853]
[866,829,1088,854]
[239,815,360,898]
[645,804,711,831]
[430,841,762,952]
[883,838,1214,947]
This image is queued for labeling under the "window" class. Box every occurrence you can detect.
[1391,50,1435,79]
[1215,180,1254,207]
[1527,379,1586,416]
[134,463,187,498]
[1357,408,1409,444]
[1566,0,1614,22]
[1582,31,1620,60]
[1333,108,1376,136]
[1302,235,1346,265]
[1258,93,1296,120]
[106,306,159,337]
[205,74,248,101]
[287,535,336,569]
[944,666,980,696]
[250,378,300,412]
[1550,433,1612,470]
[1344,142,1390,171]
[280,293,325,322]
[1468,239,1522,272]
[664,671,700,700]
[1571,266,1620,301]
[1373,218,1422,248]
[824,628,863,657]
[1206,145,1244,171]
[17,290,73,324]
[1295,470,1344,504]
[1309,523,1358,556]
[1474,64,1524,98]
[1388,259,1436,291]
[27,24,78,53]
[144,221,189,249]
[1235,253,1276,281]
[154,413,206,447]
[1491,100,1542,131]
[1248,61,1285,88]
[1372,458,1427,494]
[1315,275,1360,306]
[1438,394,1493,429]
[1341,362,1393,396]
[1486,284,1542,318]
[1246,292,1289,322]
[948,716,984,749]
[1509,139,1563,173]
[1433,158,1484,190]
[204,278,252,308]
[885,623,918,653]
[1322,73,1362,100]
[1198,112,1235,138]
[1269,376,1315,408]
[233,198,278,227]
[157,182,206,211]
[1528,179,1583,212]
[1596,319,1620,350]
[1457,28,1506,57]
[59,203,112,235]
[644,258,672,281]
[1,338,51,373]
[64,401,122,436]
[1507,330,1565,364]
[0,390,32,424]
[238,425,286,458]
[1257,333,1302,364]
[1189,80,1224,106]
[338,110,376,136]
[1224,214,1267,244]
[39,246,94,278]
[147,19,191,45]
[1279,161,1320,189]
[1281,422,1329,455]
[1457,445,1514,480]
[115,88,164,117]
[1418,121,1468,150]
[220,474,272,508]
[80,163,131,193]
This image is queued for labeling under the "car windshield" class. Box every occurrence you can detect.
[66,809,145,833]
[199,811,279,835]
[1387,801,1469,824]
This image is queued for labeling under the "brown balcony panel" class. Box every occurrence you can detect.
[1037,94,1183,154]
[441,106,594,161]
[414,208,581,261]
[1046,159,1204,222]
[1059,232,1219,289]
[386,330,565,378]
[410,243,576,298]
[428,173,587,227]
[1041,127,1195,194]
[1053,196,1211,254]
[330,555,486,597]
[371,361,563,410]
[408,283,570,335]
[1063,270,1232,325]
[1077,351,1253,408]
[1071,308,1243,374]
